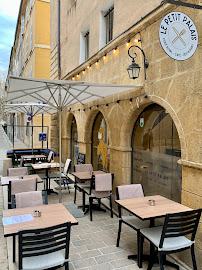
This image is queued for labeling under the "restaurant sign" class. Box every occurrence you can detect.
[159,12,198,60]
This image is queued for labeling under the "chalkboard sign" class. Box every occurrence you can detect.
[77,153,85,164]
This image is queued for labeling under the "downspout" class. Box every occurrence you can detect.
[57,0,61,79]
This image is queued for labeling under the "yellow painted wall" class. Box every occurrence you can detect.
[35,47,50,78]
[35,0,50,46]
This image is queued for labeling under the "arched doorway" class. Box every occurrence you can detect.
[132,104,182,202]
[91,112,110,171]
[70,116,78,168]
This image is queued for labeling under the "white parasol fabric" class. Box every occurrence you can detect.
[7,76,142,108]
[7,76,142,202]
[4,102,56,116]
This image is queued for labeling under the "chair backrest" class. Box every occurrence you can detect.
[11,178,37,196]
[116,184,144,200]
[74,164,93,172]
[63,159,71,174]
[15,190,48,208]
[19,156,24,167]
[18,222,71,270]
[94,173,112,198]
[159,209,202,249]
[8,167,28,177]
[47,151,54,162]
[2,158,12,177]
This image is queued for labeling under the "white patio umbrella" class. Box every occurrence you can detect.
[7,76,142,202]
[4,102,56,153]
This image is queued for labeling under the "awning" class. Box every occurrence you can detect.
[7,76,142,109]
[4,102,56,116]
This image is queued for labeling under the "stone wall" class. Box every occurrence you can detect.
[50,1,202,267]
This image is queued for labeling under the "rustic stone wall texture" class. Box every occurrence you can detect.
[50,1,202,267]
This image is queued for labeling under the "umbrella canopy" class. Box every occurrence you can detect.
[4,102,56,116]
[7,76,142,202]
[7,76,142,108]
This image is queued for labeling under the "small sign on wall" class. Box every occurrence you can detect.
[159,12,198,60]
[39,133,47,141]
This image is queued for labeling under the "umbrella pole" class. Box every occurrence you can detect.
[31,107,33,155]
[59,108,62,203]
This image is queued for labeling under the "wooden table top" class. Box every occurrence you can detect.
[71,170,106,180]
[3,203,78,237]
[115,195,192,220]
[22,155,46,159]
[32,162,60,169]
[1,174,43,185]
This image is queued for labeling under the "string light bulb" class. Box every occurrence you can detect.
[72,76,75,80]
[113,47,117,53]
[126,40,131,47]
[130,98,133,104]
[96,60,99,65]
[77,74,79,78]
[83,70,85,75]
[103,54,107,60]
[87,65,90,69]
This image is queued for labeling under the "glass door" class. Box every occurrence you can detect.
[132,104,182,202]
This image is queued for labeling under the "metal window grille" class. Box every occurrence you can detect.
[105,7,114,44]
[84,31,89,61]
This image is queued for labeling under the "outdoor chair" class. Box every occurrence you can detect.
[8,167,29,177]
[49,158,72,192]
[74,164,93,204]
[139,209,202,270]
[10,178,37,209]
[15,190,48,208]
[2,158,12,177]
[88,173,113,221]
[47,150,54,162]
[18,222,71,270]
[116,184,151,267]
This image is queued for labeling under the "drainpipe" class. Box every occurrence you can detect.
[57,0,61,79]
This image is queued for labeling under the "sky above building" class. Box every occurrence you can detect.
[0,0,21,74]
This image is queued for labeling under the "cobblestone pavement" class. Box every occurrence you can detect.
[0,127,188,270]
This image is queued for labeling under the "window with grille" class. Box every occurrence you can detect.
[79,25,90,64]
[105,7,114,44]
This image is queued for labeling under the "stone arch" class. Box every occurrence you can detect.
[84,107,112,145]
[121,95,187,160]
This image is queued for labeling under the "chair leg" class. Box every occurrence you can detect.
[147,245,155,270]
[109,194,113,218]
[82,191,86,212]
[65,261,69,270]
[89,197,93,221]
[138,233,143,268]
[116,219,122,247]
[74,184,77,204]
[13,235,16,262]
[191,244,197,270]
[159,252,164,270]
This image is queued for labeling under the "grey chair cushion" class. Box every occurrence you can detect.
[77,183,90,189]
[140,226,194,251]
[49,172,66,178]
[22,250,66,270]
[122,215,150,230]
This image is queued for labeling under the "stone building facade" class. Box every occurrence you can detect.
[50,0,202,267]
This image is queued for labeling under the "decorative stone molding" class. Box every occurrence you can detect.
[178,159,202,170]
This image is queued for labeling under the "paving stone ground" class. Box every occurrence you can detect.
[0,127,189,270]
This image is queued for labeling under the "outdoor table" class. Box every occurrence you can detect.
[115,195,192,268]
[3,203,78,262]
[71,171,106,213]
[32,162,60,194]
